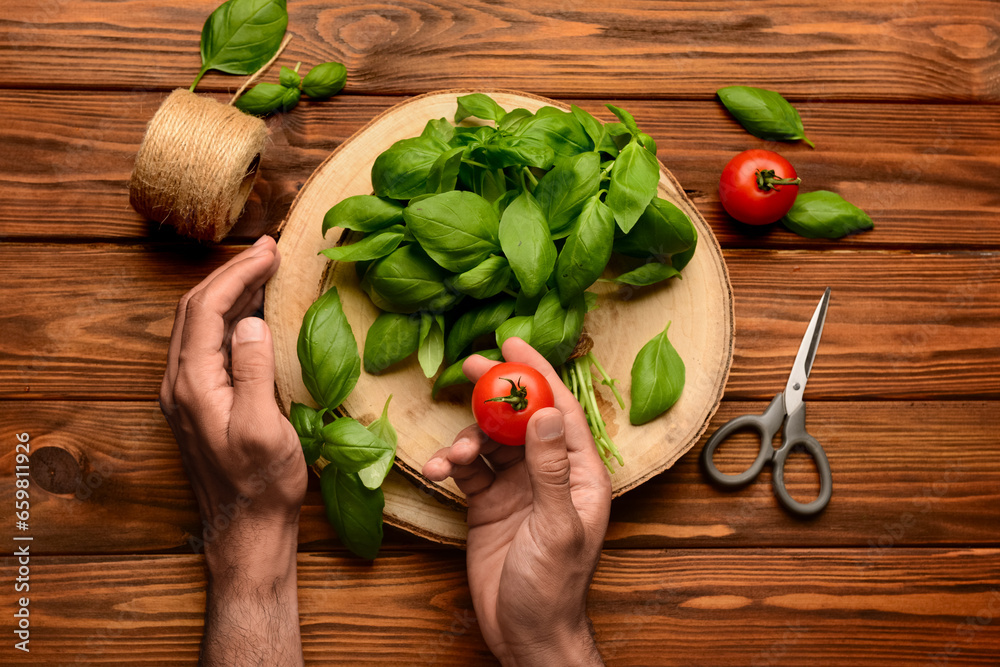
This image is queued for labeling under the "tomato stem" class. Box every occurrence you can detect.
[755,168,801,192]
[484,376,529,411]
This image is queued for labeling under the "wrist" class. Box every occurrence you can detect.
[504,618,603,667]
[204,516,299,587]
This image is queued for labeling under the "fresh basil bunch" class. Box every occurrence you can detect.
[235,61,347,116]
[309,94,696,474]
[294,286,396,560]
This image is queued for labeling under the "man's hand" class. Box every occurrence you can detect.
[160,235,305,667]
[423,338,611,667]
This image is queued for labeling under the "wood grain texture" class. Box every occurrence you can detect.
[2,0,998,100]
[0,245,996,400]
[2,549,996,666]
[3,401,996,554]
[2,92,999,248]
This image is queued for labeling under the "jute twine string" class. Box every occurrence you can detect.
[128,36,292,242]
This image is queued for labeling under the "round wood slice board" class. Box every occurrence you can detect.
[265,89,733,546]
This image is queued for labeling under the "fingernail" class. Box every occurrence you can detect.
[253,235,270,248]
[536,411,563,440]
[235,317,266,342]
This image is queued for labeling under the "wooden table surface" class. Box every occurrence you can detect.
[2,1,999,665]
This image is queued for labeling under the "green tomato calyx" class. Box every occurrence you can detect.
[485,377,529,411]
[755,168,801,192]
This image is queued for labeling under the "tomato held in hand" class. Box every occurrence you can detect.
[472,362,555,446]
[719,149,801,225]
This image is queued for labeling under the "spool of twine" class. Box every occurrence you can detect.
[129,89,268,242]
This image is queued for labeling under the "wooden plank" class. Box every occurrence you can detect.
[0,246,996,400]
[3,401,996,554]
[2,1,998,101]
[2,91,999,248]
[4,549,997,665]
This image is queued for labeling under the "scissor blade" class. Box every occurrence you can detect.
[783,288,831,417]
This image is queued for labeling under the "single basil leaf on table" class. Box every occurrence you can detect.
[403,190,500,272]
[320,464,384,560]
[363,311,421,374]
[445,298,516,362]
[320,417,392,473]
[629,321,685,425]
[320,226,405,263]
[780,190,874,239]
[426,146,466,194]
[555,194,615,306]
[233,82,286,115]
[371,135,449,200]
[607,140,661,233]
[446,255,511,300]
[613,262,680,287]
[358,395,397,489]
[278,65,301,88]
[533,151,601,237]
[496,316,533,349]
[302,61,346,99]
[531,290,586,367]
[417,313,446,378]
[513,108,591,159]
[605,103,641,137]
[193,0,288,90]
[323,195,404,236]
[297,286,361,411]
[499,189,557,298]
[614,197,696,260]
[455,93,507,123]
[432,348,504,398]
[716,86,815,147]
[289,402,325,465]
[361,244,458,314]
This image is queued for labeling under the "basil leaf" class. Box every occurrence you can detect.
[372,136,449,200]
[585,291,599,312]
[279,65,301,89]
[532,290,586,366]
[323,195,405,236]
[278,85,300,112]
[417,313,445,378]
[445,298,515,362]
[498,108,533,132]
[455,93,507,123]
[320,226,404,263]
[499,189,557,298]
[234,82,286,115]
[514,108,591,159]
[422,117,455,143]
[302,62,346,99]
[426,146,465,194]
[496,315,533,349]
[614,197,696,260]
[555,194,615,305]
[670,224,698,272]
[446,255,511,300]
[297,286,361,410]
[359,395,397,489]
[780,190,874,239]
[320,417,392,473]
[629,321,685,425]
[195,0,288,87]
[570,104,604,152]
[605,103,640,137]
[403,191,500,272]
[363,312,421,374]
[477,136,554,170]
[361,244,457,314]
[534,151,601,237]
[515,287,545,317]
[607,140,661,233]
[613,262,680,287]
[320,465,384,560]
[289,402,325,465]
[458,163,506,203]
[432,348,503,398]
[638,132,657,156]
[717,86,815,148]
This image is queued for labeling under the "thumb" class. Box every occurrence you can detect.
[524,407,576,519]
[230,317,280,423]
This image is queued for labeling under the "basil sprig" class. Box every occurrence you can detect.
[717,86,815,148]
[781,190,874,239]
[235,60,348,116]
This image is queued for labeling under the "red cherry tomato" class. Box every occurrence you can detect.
[719,149,801,225]
[472,362,555,446]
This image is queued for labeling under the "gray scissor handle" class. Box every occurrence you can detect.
[771,404,833,516]
[701,394,786,487]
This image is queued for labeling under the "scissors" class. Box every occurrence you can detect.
[700,288,833,517]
